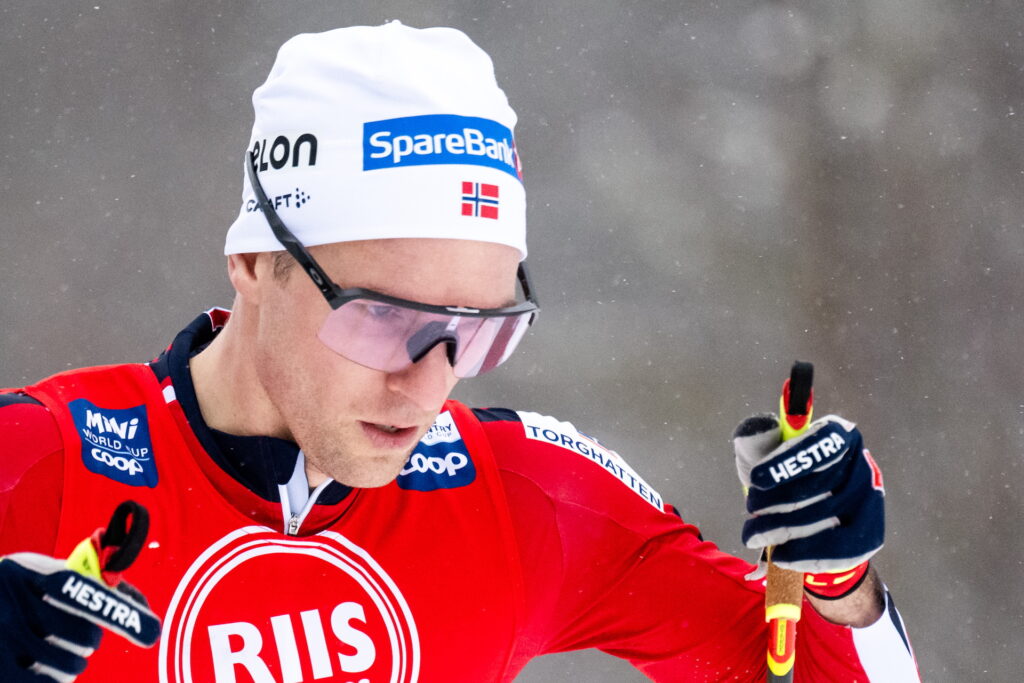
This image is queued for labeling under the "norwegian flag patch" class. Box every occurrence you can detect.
[461,182,499,219]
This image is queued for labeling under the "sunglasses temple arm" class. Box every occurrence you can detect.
[517,262,539,308]
[245,158,341,302]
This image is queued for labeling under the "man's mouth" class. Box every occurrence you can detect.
[358,421,420,447]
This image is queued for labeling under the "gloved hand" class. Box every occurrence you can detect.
[733,414,885,583]
[0,551,160,682]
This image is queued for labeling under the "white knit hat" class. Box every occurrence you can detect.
[224,21,526,259]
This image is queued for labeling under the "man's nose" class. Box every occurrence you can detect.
[385,342,458,412]
[406,321,457,365]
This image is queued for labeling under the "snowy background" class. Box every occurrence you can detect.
[3,1,1022,680]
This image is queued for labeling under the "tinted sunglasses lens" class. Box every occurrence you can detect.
[451,312,533,378]
[318,299,439,372]
[318,300,532,377]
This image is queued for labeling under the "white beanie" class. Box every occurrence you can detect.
[224,21,526,259]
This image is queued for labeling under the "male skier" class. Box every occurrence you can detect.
[0,23,919,681]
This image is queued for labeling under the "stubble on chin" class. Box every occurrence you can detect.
[298,423,426,489]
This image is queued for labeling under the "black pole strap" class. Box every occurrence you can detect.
[99,500,150,573]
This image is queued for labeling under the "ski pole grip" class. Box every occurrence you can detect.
[779,361,813,441]
[766,562,805,611]
[765,560,804,681]
[765,360,814,682]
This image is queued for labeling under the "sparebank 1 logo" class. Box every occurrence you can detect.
[69,399,157,488]
[363,115,521,180]
[397,411,475,491]
[159,527,420,683]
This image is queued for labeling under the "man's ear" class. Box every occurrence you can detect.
[227,253,263,303]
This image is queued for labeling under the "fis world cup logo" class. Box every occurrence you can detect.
[363,115,521,180]
[159,527,420,683]
[69,399,157,488]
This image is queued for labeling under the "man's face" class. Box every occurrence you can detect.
[250,238,521,488]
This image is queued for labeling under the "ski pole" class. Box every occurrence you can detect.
[65,500,150,588]
[765,361,813,682]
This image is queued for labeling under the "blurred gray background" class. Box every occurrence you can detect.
[2,1,1022,680]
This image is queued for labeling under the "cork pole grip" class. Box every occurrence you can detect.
[766,561,804,610]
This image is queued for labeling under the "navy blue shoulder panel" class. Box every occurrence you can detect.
[0,393,44,408]
[886,590,913,655]
[471,407,521,423]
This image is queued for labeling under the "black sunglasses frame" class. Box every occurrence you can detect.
[245,159,539,320]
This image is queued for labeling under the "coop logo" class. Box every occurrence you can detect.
[159,527,420,683]
[245,187,313,213]
[69,399,157,488]
[363,114,522,180]
[400,451,470,479]
[248,133,318,172]
[397,411,475,491]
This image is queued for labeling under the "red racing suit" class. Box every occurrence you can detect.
[0,310,919,682]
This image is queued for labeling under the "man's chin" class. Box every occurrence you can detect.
[339,467,404,489]
[313,451,412,489]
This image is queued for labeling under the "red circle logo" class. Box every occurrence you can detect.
[159,527,419,683]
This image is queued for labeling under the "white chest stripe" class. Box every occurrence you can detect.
[851,589,921,682]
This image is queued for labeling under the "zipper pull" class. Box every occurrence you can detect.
[287,515,300,536]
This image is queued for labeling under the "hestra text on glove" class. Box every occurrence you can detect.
[733,414,886,574]
[0,552,159,683]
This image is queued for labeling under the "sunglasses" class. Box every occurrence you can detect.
[245,161,539,378]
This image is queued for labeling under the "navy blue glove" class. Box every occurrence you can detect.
[0,552,159,682]
[733,414,885,575]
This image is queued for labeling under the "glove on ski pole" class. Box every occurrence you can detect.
[734,413,886,574]
[0,501,160,682]
[733,363,885,681]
